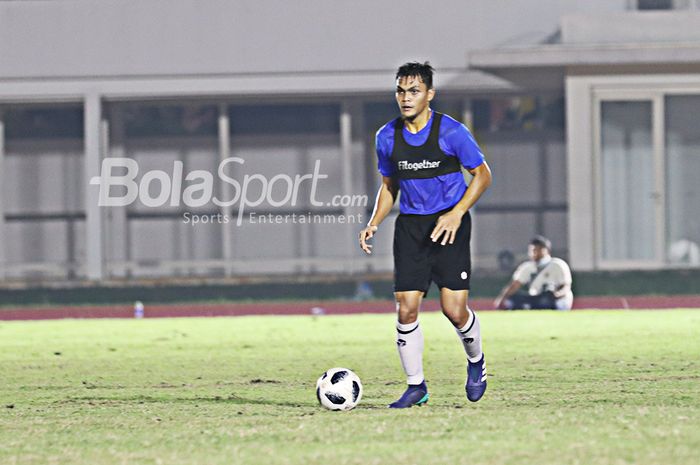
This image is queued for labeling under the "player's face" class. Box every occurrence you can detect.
[395,75,434,120]
[528,244,547,262]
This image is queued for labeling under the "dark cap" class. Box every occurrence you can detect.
[529,235,552,251]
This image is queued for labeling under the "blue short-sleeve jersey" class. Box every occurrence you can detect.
[375,111,485,215]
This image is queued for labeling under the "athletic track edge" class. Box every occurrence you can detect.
[1,295,699,321]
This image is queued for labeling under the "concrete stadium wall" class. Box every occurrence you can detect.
[0,268,698,308]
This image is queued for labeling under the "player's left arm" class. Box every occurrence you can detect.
[431,162,492,245]
[552,260,573,299]
[431,122,492,245]
[552,284,571,299]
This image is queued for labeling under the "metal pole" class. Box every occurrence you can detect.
[461,98,473,129]
[340,102,355,270]
[462,98,479,265]
[84,94,104,280]
[0,109,5,280]
[218,103,233,276]
[99,108,111,279]
[108,105,129,277]
[536,135,548,236]
[653,95,666,264]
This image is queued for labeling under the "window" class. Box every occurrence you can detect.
[123,104,217,138]
[363,101,397,133]
[636,0,690,10]
[665,95,700,265]
[472,96,564,133]
[229,103,340,136]
[600,101,655,261]
[4,106,83,140]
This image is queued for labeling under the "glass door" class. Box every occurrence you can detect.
[665,95,700,266]
[595,95,665,267]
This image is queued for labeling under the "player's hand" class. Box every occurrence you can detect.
[430,209,464,246]
[359,225,378,255]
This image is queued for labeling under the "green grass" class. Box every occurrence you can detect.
[1,310,699,465]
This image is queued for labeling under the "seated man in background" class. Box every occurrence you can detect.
[494,236,573,311]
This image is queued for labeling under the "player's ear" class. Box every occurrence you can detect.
[427,87,435,102]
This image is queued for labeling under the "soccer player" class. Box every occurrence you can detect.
[494,236,574,311]
[359,62,492,408]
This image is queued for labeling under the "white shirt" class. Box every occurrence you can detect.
[512,256,574,310]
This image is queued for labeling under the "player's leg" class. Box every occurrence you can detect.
[555,293,573,311]
[440,288,486,402]
[389,213,432,408]
[389,290,429,408]
[507,293,536,310]
[502,293,523,310]
[440,288,482,361]
[536,291,557,309]
[507,292,556,310]
[395,290,425,385]
[431,211,486,402]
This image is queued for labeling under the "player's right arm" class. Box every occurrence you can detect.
[494,262,530,309]
[359,176,398,255]
[493,280,523,309]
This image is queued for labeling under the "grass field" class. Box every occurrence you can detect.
[1,310,699,465]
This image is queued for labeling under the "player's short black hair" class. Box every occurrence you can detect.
[396,61,434,89]
[530,235,552,251]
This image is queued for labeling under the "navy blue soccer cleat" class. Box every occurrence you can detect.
[466,354,487,402]
[388,381,429,408]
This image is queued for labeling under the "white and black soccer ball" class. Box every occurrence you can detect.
[316,367,363,411]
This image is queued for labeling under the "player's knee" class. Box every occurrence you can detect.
[395,296,420,324]
[441,305,463,326]
[397,305,418,324]
[396,301,417,322]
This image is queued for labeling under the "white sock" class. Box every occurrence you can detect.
[396,320,424,385]
[455,307,483,363]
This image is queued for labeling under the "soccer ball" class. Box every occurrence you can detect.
[316,367,363,411]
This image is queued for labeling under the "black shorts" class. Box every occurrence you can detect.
[393,209,472,295]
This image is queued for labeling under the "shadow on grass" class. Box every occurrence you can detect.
[194,394,308,408]
[58,394,314,408]
[56,394,449,411]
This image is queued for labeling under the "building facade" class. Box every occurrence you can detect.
[0,0,698,282]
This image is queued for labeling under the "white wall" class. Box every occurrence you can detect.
[0,0,627,80]
[562,11,700,44]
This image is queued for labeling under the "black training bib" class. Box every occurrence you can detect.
[390,112,461,180]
